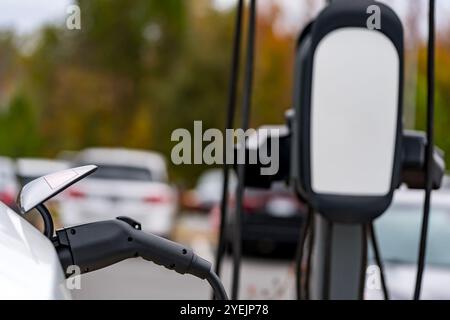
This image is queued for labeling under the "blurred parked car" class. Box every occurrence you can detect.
[440,175,450,189]
[0,157,19,209]
[16,158,70,186]
[182,169,237,213]
[211,181,306,256]
[60,148,177,237]
[366,188,450,300]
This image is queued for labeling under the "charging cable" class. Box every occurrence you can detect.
[414,0,436,300]
[53,217,228,300]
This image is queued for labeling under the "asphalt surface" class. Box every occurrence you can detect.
[71,213,296,300]
[71,257,295,300]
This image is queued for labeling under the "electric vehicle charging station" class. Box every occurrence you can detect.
[292,0,404,224]
[293,0,404,300]
[0,0,446,303]
[214,0,445,301]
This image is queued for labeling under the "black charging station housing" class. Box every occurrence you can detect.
[293,0,404,224]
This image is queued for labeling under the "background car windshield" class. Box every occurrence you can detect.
[376,203,450,268]
[0,171,9,188]
[89,165,152,181]
[19,176,39,186]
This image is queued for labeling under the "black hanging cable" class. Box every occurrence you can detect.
[414,0,436,301]
[295,206,313,300]
[358,225,368,300]
[207,270,229,300]
[304,212,315,300]
[214,0,244,283]
[322,220,333,300]
[36,204,54,239]
[231,0,257,300]
[368,223,390,300]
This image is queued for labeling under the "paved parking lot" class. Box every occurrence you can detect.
[71,213,296,300]
[71,256,295,300]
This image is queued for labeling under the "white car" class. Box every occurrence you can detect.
[16,158,70,186]
[186,169,237,212]
[60,148,177,236]
[0,202,70,299]
[0,157,19,209]
[366,188,450,300]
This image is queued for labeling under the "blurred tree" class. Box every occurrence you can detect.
[24,0,189,153]
[20,0,231,183]
[0,91,41,157]
[403,0,422,129]
[0,32,21,107]
[252,4,295,127]
[1,0,450,185]
[415,38,450,170]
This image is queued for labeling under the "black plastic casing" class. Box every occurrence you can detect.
[402,131,445,190]
[292,0,404,223]
[234,126,291,189]
[54,218,211,279]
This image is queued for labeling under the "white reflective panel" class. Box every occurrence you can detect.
[311,28,399,196]
[44,170,78,190]
[18,165,97,212]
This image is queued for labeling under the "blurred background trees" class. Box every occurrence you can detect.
[0,0,449,185]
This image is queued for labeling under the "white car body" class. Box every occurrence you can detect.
[60,148,177,236]
[0,202,70,299]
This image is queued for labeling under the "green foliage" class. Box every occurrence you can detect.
[415,44,450,170]
[1,1,449,186]
[1,0,234,184]
[0,92,41,157]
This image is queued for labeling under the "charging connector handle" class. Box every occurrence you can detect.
[54,217,213,282]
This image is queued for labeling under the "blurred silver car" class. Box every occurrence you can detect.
[60,148,177,236]
[0,156,19,209]
[366,188,450,300]
[183,169,238,213]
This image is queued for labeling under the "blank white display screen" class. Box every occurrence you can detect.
[311,28,399,196]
